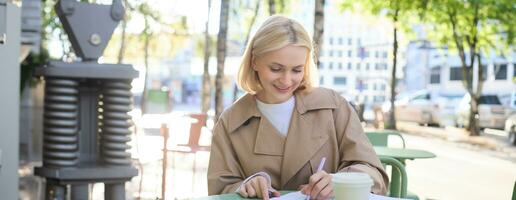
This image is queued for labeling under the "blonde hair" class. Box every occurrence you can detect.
[237,15,318,94]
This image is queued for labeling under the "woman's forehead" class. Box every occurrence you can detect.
[259,45,308,65]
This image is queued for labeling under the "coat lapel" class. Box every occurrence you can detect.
[280,91,333,187]
[254,117,285,156]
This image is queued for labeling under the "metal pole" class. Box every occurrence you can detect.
[105,183,125,200]
[71,184,89,200]
[45,180,66,200]
[161,123,169,200]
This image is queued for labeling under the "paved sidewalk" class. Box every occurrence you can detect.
[392,122,516,161]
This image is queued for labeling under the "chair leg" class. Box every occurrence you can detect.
[191,152,197,195]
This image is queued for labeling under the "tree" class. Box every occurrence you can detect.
[137,2,160,114]
[117,0,132,64]
[268,0,276,15]
[201,0,213,114]
[341,0,420,130]
[232,0,262,102]
[313,0,325,68]
[422,0,515,135]
[215,0,230,121]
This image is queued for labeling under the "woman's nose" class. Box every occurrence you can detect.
[279,72,290,83]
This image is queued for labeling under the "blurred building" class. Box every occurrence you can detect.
[403,26,516,108]
[313,1,407,106]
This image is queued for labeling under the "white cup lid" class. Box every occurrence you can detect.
[332,172,373,187]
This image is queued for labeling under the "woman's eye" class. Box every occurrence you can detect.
[270,68,281,72]
[293,69,302,73]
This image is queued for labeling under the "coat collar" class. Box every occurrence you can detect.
[226,88,339,133]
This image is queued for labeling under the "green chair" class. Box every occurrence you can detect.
[379,156,407,198]
[512,181,516,200]
[366,130,406,148]
[366,130,419,200]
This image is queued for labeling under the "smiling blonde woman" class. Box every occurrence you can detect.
[208,15,388,200]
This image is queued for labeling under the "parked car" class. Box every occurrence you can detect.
[455,94,512,130]
[381,90,460,127]
[504,114,516,146]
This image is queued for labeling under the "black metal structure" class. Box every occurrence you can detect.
[34,0,138,199]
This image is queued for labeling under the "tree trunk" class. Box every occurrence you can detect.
[215,0,229,122]
[140,18,151,115]
[387,9,399,130]
[201,0,213,114]
[117,15,127,64]
[233,0,260,102]
[268,0,276,15]
[313,0,325,68]
[117,0,130,64]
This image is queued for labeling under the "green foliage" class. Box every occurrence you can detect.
[339,0,423,39]
[422,0,514,55]
[20,49,49,93]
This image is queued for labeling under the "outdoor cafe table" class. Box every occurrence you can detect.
[373,146,436,197]
[373,147,436,164]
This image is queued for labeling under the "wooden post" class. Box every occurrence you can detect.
[161,123,169,200]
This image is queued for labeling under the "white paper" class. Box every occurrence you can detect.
[270,191,411,200]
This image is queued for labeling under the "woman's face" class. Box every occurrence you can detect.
[253,45,307,104]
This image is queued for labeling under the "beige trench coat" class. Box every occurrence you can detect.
[207,88,388,195]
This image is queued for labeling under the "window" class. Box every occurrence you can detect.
[430,66,441,84]
[480,65,487,81]
[348,50,352,57]
[380,84,386,90]
[373,84,377,91]
[375,63,380,70]
[366,63,370,70]
[338,37,343,45]
[375,51,380,58]
[383,52,388,58]
[513,65,516,79]
[494,64,507,80]
[338,50,343,57]
[347,63,352,70]
[338,63,343,70]
[319,62,324,69]
[449,67,463,81]
[329,62,333,70]
[329,37,334,45]
[348,38,352,45]
[329,50,334,57]
[357,63,361,70]
[334,77,347,85]
[319,77,324,85]
[479,95,501,105]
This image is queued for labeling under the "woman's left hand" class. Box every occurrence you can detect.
[300,171,334,200]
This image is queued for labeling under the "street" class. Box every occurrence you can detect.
[401,132,516,200]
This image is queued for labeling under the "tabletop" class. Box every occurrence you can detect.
[373,147,436,160]
[194,191,293,200]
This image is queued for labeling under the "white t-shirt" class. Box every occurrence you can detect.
[255,96,295,137]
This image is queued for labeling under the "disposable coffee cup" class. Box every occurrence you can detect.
[332,172,373,200]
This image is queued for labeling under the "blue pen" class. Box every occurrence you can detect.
[306,157,326,200]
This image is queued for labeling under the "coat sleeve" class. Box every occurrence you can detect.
[207,117,245,195]
[333,97,389,195]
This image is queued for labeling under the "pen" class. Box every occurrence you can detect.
[306,157,326,200]
[316,157,326,173]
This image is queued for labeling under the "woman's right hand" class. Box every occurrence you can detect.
[238,176,280,200]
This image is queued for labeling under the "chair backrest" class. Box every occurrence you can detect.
[379,156,407,198]
[187,113,208,147]
[512,181,516,200]
[366,130,406,148]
